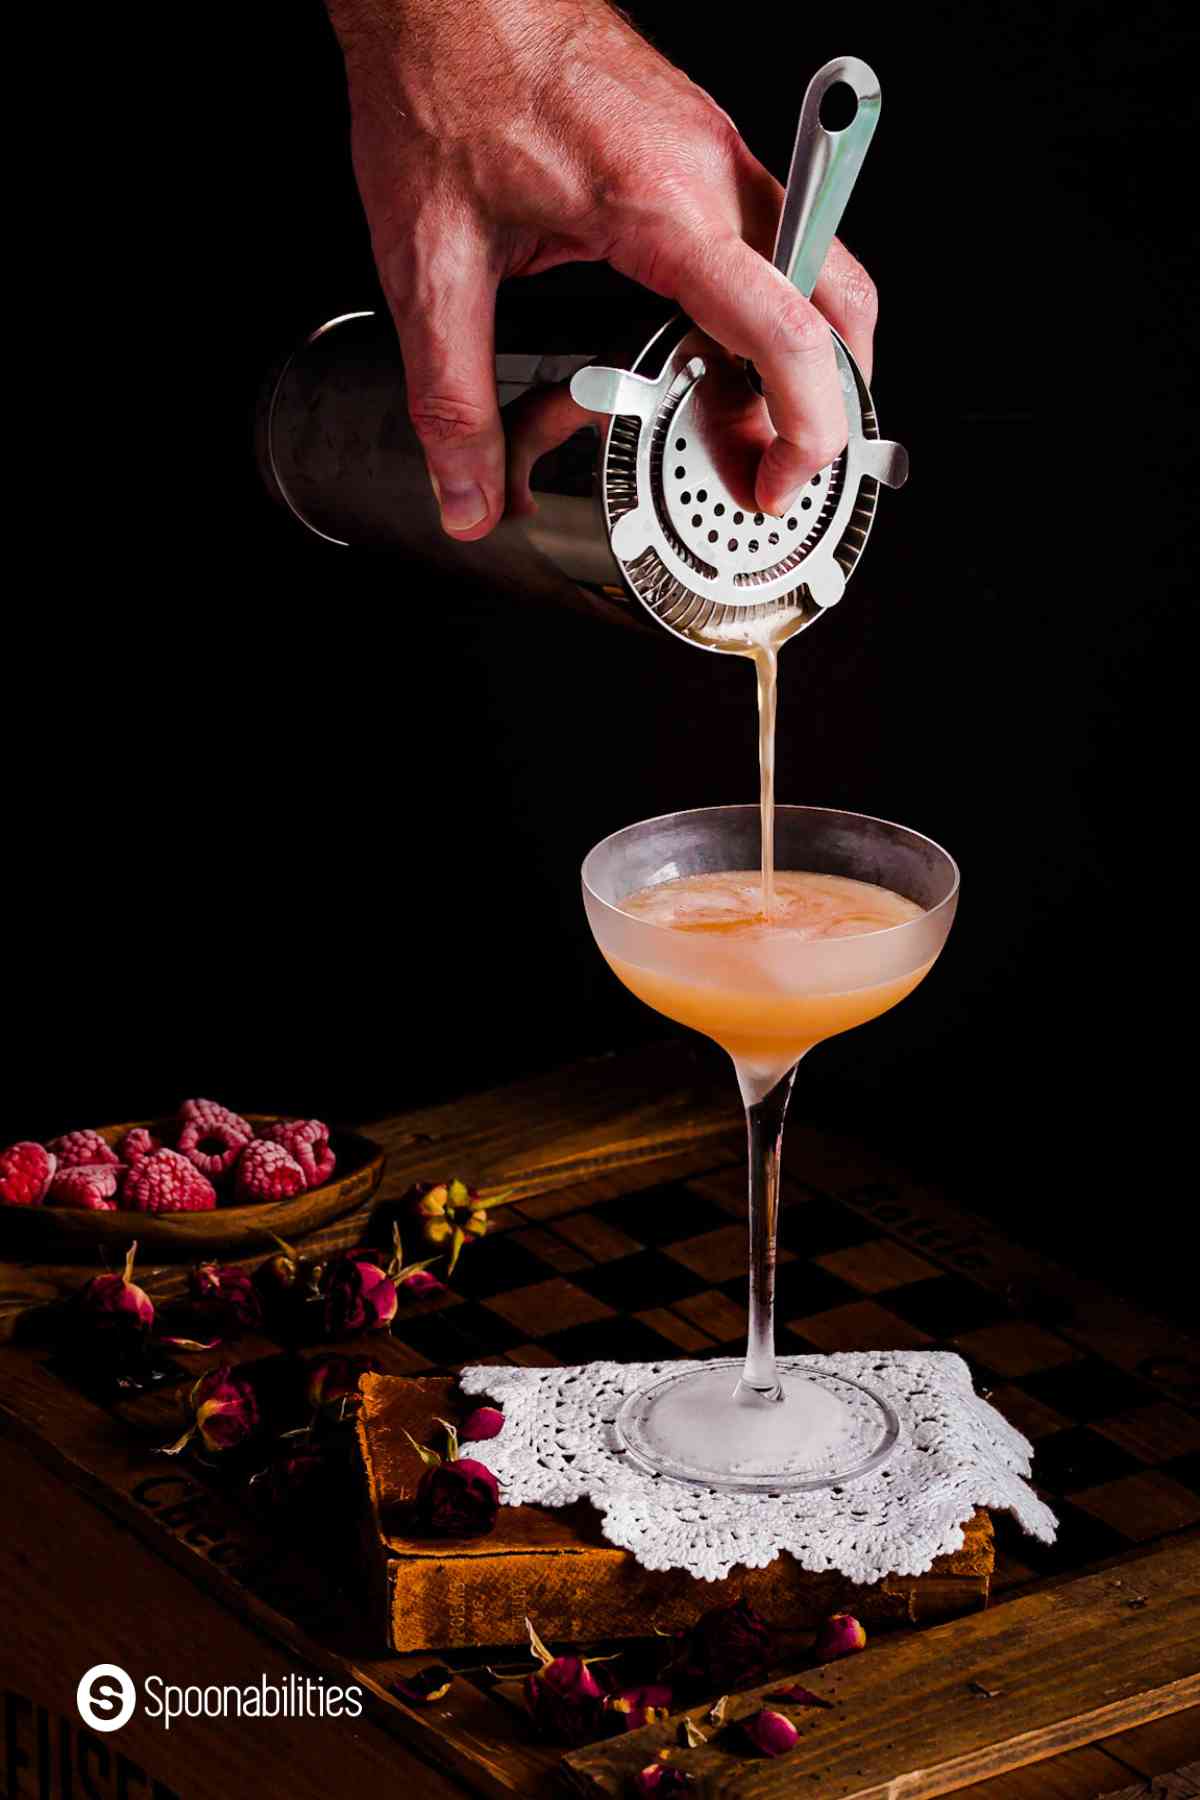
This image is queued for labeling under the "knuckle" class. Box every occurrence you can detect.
[406,392,490,448]
[841,268,879,324]
[772,293,829,358]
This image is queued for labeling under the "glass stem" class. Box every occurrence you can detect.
[737,1064,798,1403]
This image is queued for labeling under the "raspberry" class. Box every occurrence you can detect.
[123,1149,217,1215]
[48,1164,121,1211]
[257,1118,336,1189]
[120,1127,161,1165]
[177,1115,251,1182]
[234,1140,306,1204]
[46,1129,121,1170]
[178,1098,253,1143]
[0,1142,56,1207]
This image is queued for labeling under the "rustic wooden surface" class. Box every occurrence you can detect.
[564,1536,1200,1796]
[0,1115,385,1260]
[1,1041,1198,1798]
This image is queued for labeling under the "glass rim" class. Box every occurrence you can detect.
[581,803,960,943]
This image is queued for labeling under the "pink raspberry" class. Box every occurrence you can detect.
[48,1164,121,1211]
[123,1149,217,1215]
[46,1129,121,1170]
[177,1115,251,1183]
[178,1098,253,1143]
[0,1142,57,1207]
[234,1140,306,1204]
[257,1118,336,1189]
[120,1127,161,1165]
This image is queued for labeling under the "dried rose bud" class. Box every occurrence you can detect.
[190,1262,263,1332]
[684,1598,773,1693]
[390,1665,453,1706]
[413,1455,499,1537]
[633,1761,695,1795]
[742,1708,798,1758]
[318,1250,398,1336]
[406,1177,514,1276]
[461,1405,504,1442]
[306,1352,379,1416]
[814,1612,866,1662]
[163,1365,261,1457]
[606,1683,672,1732]
[76,1242,155,1333]
[400,1267,445,1297]
[255,1446,334,1512]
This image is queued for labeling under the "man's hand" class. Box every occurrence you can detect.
[326,0,877,539]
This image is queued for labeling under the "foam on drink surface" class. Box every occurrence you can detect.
[620,870,923,940]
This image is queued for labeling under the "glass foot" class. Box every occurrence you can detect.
[613,1359,899,1492]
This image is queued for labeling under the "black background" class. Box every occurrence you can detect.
[4,3,1193,1313]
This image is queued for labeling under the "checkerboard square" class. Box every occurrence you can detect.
[788,1299,934,1353]
[635,1307,714,1353]
[1071,1470,1200,1541]
[593,1182,732,1245]
[484,1277,615,1339]
[994,1497,1126,1575]
[954,1320,1080,1380]
[1165,1450,1200,1493]
[777,1197,877,1256]
[814,1237,940,1294]
[506,1343,561,1368]
[1095,1402,1200,1465]
[507,1225,591,1275]
[884,1275,1009,1338]
[672,1290,748,1344]
[393,1302,525,1369]
[987,1384,1071,1441]
[669,1224,794,1282]
[1020,1359,1155,1424]
[541,1316,684,1366]
[1031,1426,1143,1495]
[550,1212,644,1263]
[726,1259,858,1320]
[572,1251,709,1312]
[441,1232,559,1299]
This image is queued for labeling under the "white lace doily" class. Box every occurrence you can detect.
[460,1352,1057,1583]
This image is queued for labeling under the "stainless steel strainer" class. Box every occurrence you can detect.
[569,55,908,651]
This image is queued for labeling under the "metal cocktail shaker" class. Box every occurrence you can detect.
[256,58,906,645]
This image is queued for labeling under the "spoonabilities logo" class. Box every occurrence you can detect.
[77,1664,137,1733]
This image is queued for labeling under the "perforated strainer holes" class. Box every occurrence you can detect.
[802,497,812,510]
[769,531,780,544]
[728,539,738,551]
[696,489,707,502]
[748,539,759,553]
[733,511,744,524]
[787,516,798,530]
[676,438,686,451]
[812,475,821,484]
[754,513,764,525]
[707,530,718,542]
[675,466,686,479]
[692,514,702,527]
[714,502,725,517]
[681,491,691,504]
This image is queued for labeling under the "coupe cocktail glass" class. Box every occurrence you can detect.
[582,805,959,1492]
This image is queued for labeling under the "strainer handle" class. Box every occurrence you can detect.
[772,57,881,299]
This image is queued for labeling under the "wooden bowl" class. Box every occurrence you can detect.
[0,1116,385,1259]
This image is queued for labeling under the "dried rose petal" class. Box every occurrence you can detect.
[742,1708,799,1757]
[406,1177,514,1275]
[814,1612,866,1662]
[767,1684,833,1709]
[460,1405,504,1442]
[390,1664,454,1705]
[525,1655,606,1746]
[606,1683,672,1732]
[684,1598,773,1692]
